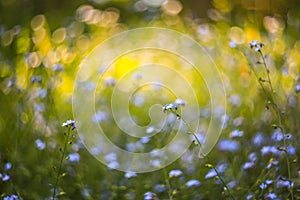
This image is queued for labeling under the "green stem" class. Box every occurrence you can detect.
[172,110,235,200]
[163,167,173,200]
[255,50,293,199]
[52,126,71,199]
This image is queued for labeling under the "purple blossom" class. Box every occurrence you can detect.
[3,194,19,200]
[185,179,201,187]
[68,152,80,162]
[154,184,166,193]
[144,192,157,200]
[287,145,296,155]
[169,169,183,178]
[2,173,10,182]
[205,169,217,179]
[253,132,265,146]
[261,146,280,156]
[218,139,240,152]
[277,179,291,188]
[265,193,277,199]
[125,171,137,179]
[4,162,12,171]
[248,152,258,162]
[229,129,244,138]
[271,130,283,141]
[259,183,267,189]
[242,162,255,170]
[35,139,46,150]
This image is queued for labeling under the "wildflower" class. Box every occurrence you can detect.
[229,129,244,138]
[140,137,151,144]
[185,179,200,187]
[174,98,187,106]
[3,194,19,200]
[242,162,255,170]
[205,169,217,179]
[2,173,10,181]
[92,111,107,123]
[218,139,240,152]
[252,132,265,146]
[249,40,264,52]
[52,64,64,71]
[107,161,119,169]
[271,129,283,141]
[229,94,241,106]
[295,84,300,93]
[277,177,291,188]
[205,163,227,179]
[35,139,46,150]
[259,182,267,189]
[265,180,273,185]
[246,194,254,200]
[133,95,145,107]
[154,184,166,193]
[105,77,116,86]
[261,146,280,156]
[146,126,158,134]
[162,103,177,113]
[125,171,137,179]
[287,145,296,155]
[267,158,279,169]
[62,120,76,130]
[144,192,157,200]
[265,192,277,199]
[227,181,237,189]
[68,152,80,162]
[248,152,258,162]
[229,41,237,48]
[169,169,183,178]
[4,162,12,170]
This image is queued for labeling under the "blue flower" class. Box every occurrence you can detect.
[242,162,255,170]
[249,40,264,52]
[144,192,157,200]
[68,152,80,162]
[35,139,46,150]
[169,169,183,178]
[253,132,265,146]
[218,139,240,152]
[259,183,267,189]
[62,120,76,130]
[125,171,137,179]
[185,179,200,187]
[265,192,277,199]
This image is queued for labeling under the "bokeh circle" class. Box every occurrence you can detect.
[72,27,226,173]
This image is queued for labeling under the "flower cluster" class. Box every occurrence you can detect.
[62,120,76,130]
[249,40,264,52]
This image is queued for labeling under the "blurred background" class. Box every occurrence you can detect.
[1,0,300,199]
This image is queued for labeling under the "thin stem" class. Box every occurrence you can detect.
[259,50,274,93]
[171,110,235,200]
[163,167,173,200]
[52,126,71,199]
[253,50,293,199]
